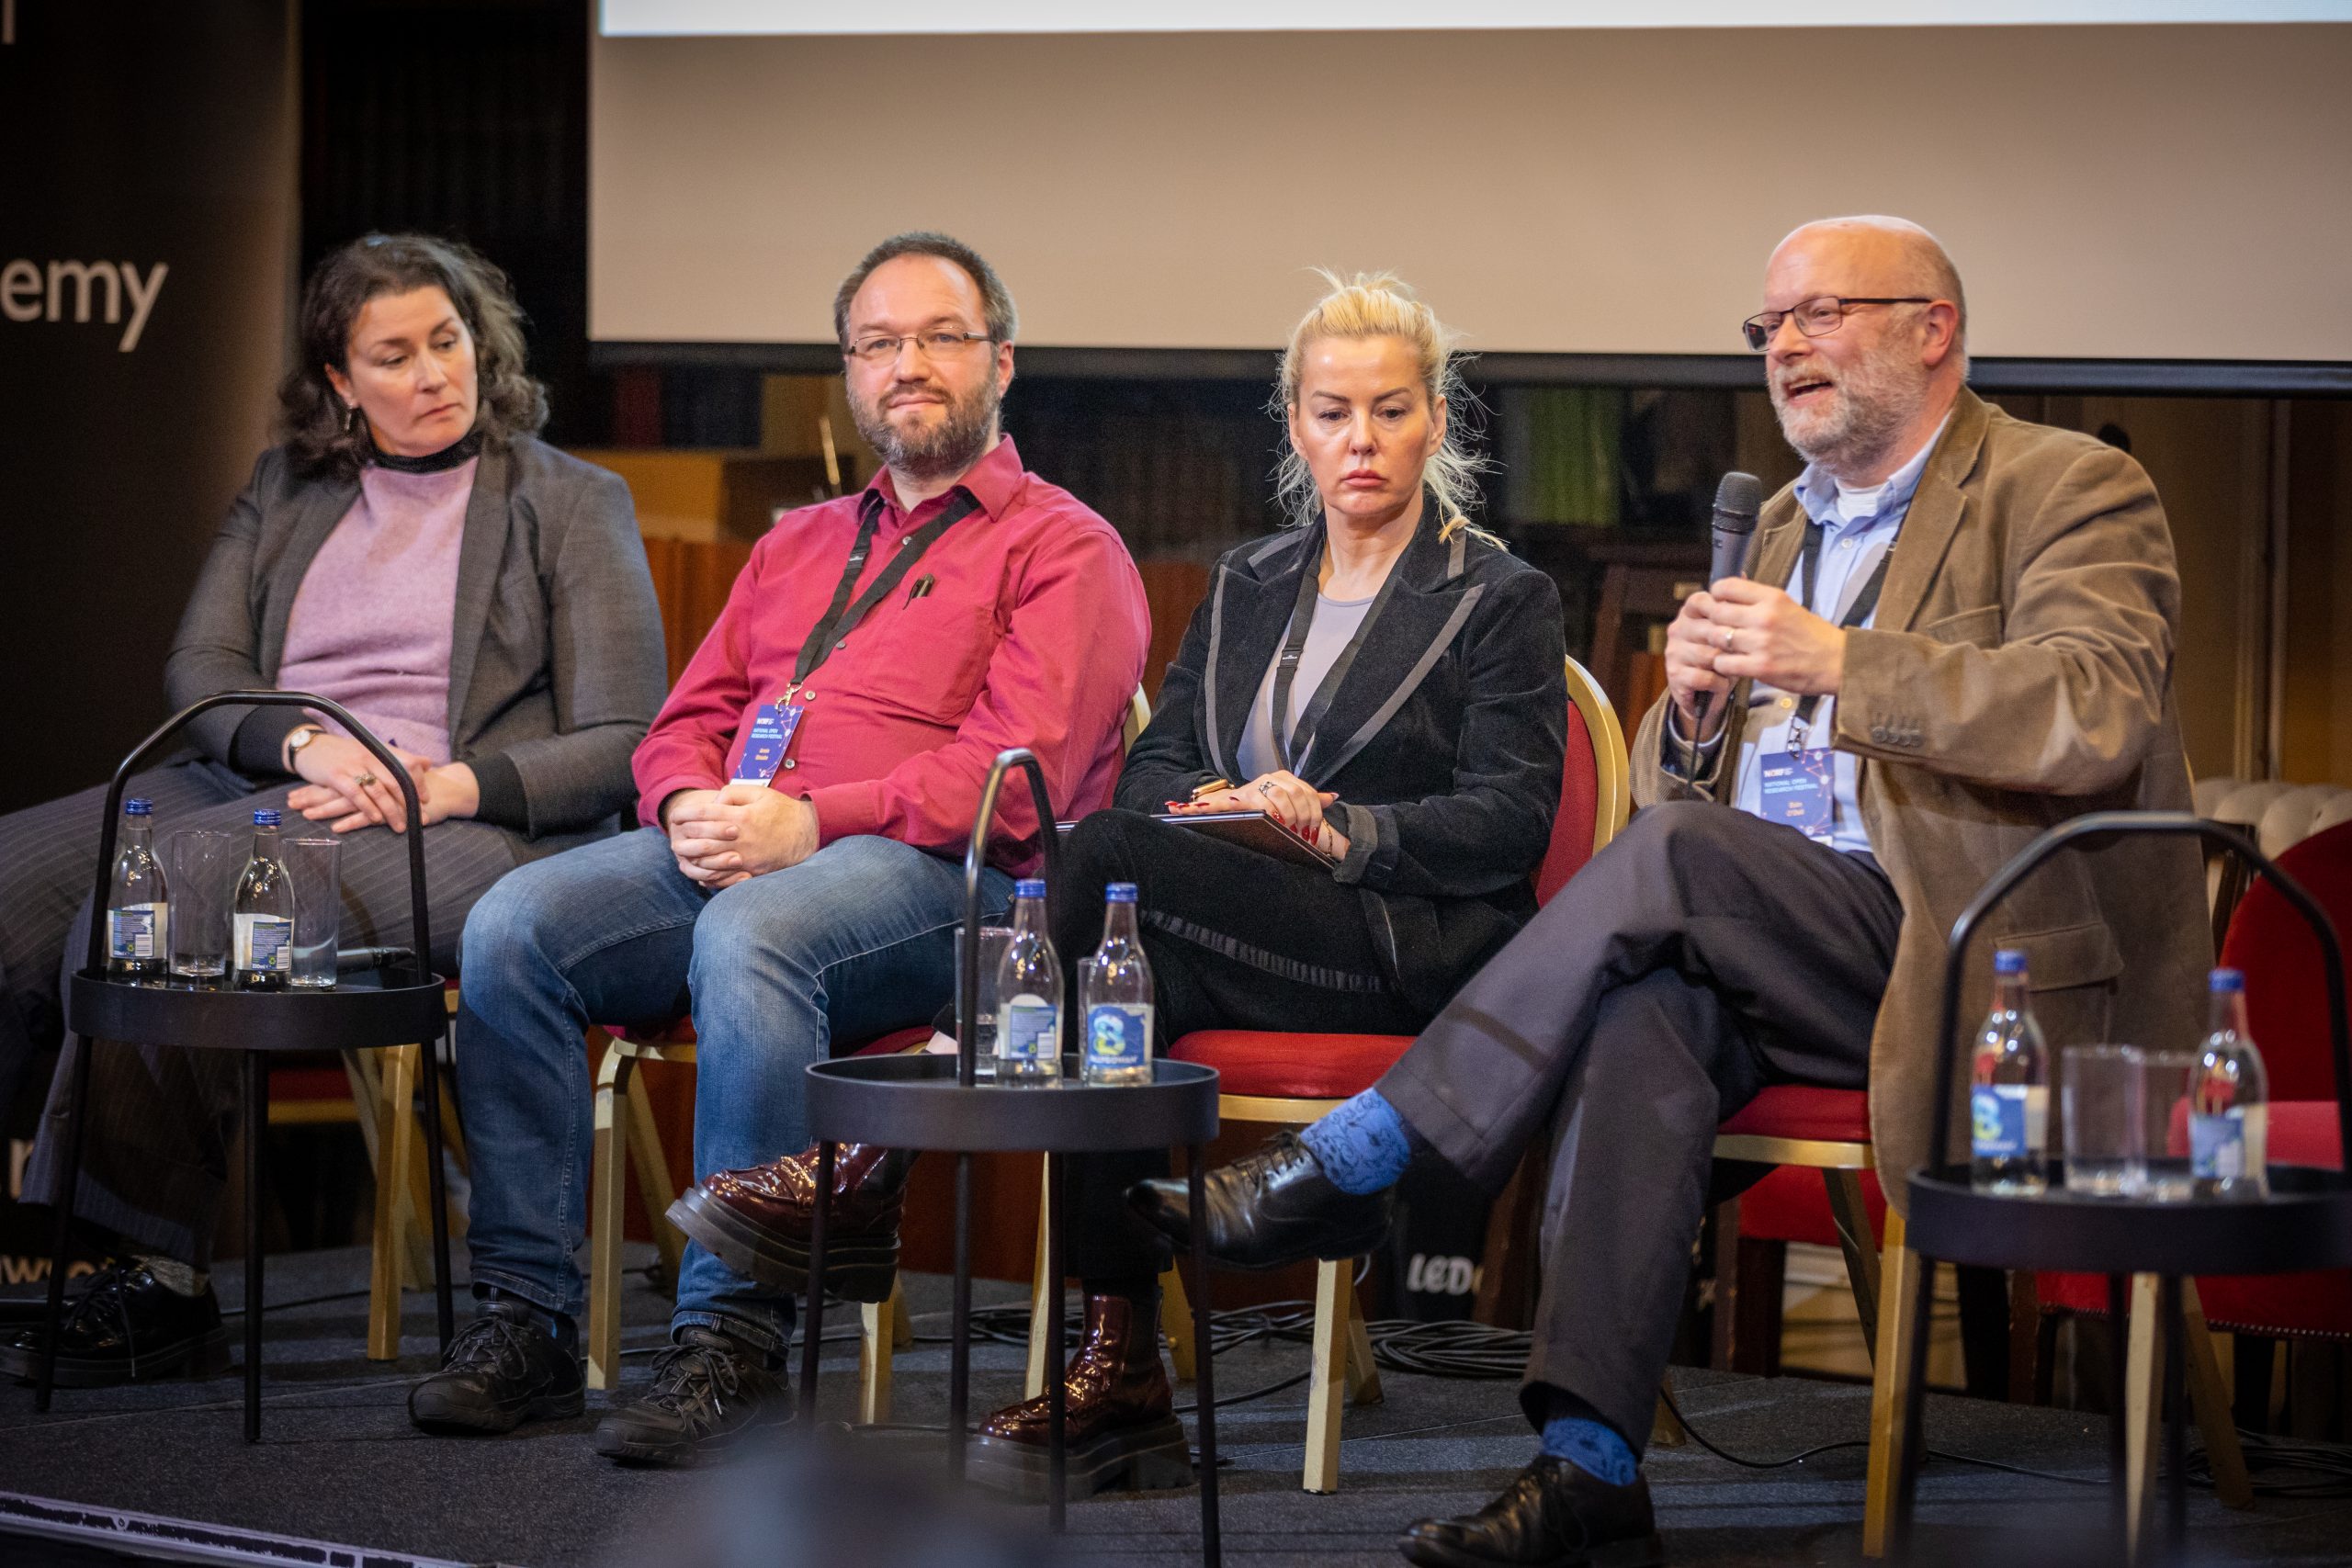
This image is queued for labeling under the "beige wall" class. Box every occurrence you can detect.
[592,23,2352,358]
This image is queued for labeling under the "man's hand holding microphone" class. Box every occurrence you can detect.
[1667,471,1849,745]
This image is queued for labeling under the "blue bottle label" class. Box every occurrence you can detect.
[1085,1004,1151,1069]
[2190,1111,2245,1180]
[1971,1084,2030,1159]
[998,1001,1057,1061]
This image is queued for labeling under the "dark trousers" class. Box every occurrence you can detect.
[4,758,548,1268]
[1378,801,1901,1452]
[1050,811,1431,1284]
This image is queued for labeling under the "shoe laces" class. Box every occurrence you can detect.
[639,1337,745,1422]
[53,1258,138,1336]
[442,1311,543,1382]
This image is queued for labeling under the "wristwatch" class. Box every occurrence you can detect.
[284,724,324,771]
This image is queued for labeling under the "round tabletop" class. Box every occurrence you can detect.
[65,968,450,1055]
[1905,1163,2352,1276]
[805,1055,1220,1152]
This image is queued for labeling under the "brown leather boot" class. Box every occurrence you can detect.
[971,1291,1194,1501]
[666,1143,915,1302]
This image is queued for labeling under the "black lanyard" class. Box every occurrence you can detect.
[786,489,979,698]
[1787,515,1897,739]
[1267,530,1405,774]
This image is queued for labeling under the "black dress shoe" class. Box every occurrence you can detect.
[594,1325,788,1466]
[1126,1131,1394,1270]
[408,1297,585,1434]
[1400,1457,1664,1568]
[0,1259,231,1388]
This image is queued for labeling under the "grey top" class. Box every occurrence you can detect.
[1235,591,1376,782]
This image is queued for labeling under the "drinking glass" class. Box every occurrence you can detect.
[285,837,343,988]
[2060,1044,2142,1197]
[2132,1048,2199,1201]
[164,829,239,986]
[953,922,1013,1080]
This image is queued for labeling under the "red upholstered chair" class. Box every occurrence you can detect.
[1159,656,1628,1494]
[2033,822,2352,1454]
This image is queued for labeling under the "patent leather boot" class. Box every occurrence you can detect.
[970,1291,1193,1501]
[667,1143,915,1302]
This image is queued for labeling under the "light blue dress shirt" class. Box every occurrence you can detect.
[1721,422,1946,855]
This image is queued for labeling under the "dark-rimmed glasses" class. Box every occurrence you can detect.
[1741,297,1933,352]
[843,331,993,367]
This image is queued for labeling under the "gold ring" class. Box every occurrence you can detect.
[355,772,378,789]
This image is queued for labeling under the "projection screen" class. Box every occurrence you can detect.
[590,17,2352,369]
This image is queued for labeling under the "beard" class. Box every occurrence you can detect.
[1770,339,1931,478]
[850,372,1002,484]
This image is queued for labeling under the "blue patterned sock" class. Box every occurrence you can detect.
[1538,1397,1637,1485]
[1298,1089,1419,1195]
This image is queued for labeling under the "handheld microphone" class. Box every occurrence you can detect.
[1686,471,1764,776]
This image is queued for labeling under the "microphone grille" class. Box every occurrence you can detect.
[1714,470,1765,520]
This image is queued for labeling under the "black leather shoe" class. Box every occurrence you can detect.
[1126,1131,1395,1270]
[0,1259,231,1388]
[594,1325,788,1466]
[408,1297,584,1434]
[1400,1457,1664,1568]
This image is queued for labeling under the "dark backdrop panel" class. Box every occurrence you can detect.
[0,1,299,817]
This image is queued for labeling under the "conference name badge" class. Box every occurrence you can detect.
[732,702,805,787]
[1758,749,1836,841]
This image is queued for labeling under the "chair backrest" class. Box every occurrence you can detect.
[2258,784,2352,858]
[1121,687,1152,753]
[2214,779,2299,829]
[1535,655,1632,907]
[2219,818,2352,1101]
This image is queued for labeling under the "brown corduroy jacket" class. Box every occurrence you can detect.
[1633,388,2211,1211]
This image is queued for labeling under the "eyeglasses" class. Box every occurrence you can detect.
[1741,296,1934,352]
[843,331,993,367]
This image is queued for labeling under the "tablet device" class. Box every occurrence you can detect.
[1056,810,1337,870]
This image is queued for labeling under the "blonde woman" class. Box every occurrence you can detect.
[961,273,1569,1495]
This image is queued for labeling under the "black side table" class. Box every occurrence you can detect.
[1891,811,2352,1562]
[42,692,458,1441]
[797,748,1225,1567]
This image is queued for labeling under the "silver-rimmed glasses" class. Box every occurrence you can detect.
[1742,295,1935,351]
[843,331,993,366]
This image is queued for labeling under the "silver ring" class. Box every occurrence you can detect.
[1719,628,1736,653]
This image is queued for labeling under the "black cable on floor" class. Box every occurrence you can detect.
[2185,1430,2352,1499]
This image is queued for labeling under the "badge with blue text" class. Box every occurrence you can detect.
[1758,748,1836,840]
[732,702,805,785]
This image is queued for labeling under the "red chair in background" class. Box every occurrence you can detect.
[2034,821,2352,1453]
[1159,656,1628,1493]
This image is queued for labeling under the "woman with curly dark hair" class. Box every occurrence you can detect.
[0,233,666,1388]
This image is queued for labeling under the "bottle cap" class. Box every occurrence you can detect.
[2210,967,2245,993]
[254,808,281,828]
[1993,949,2028,976]
[1014,878,1046,899]
[124,798,153,817]
[1105,882,1138,903]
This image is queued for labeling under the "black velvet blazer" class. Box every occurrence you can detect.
[1116,513,1567,1012]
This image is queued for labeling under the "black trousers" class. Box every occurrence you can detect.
[1050,811,1431,1284]
[1377,800,1901,1452]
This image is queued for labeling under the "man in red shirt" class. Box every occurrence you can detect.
[408,233,1149,1462]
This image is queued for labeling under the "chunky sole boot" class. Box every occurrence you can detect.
[968,1412,1195,1502]
[0,1323,232,1389]
[666,1188,899,1303]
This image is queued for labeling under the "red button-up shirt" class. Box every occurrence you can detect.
[631,436,1149,867]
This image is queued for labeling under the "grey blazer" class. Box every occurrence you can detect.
[166,435,667,838]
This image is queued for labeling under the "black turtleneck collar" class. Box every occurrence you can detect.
[369,427,483,475]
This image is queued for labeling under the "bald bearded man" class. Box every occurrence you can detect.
[1132,216,2208,1566]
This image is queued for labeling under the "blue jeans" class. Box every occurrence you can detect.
[455,826,1012,1354]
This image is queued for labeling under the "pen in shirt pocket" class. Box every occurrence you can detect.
[905,573,935,603]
